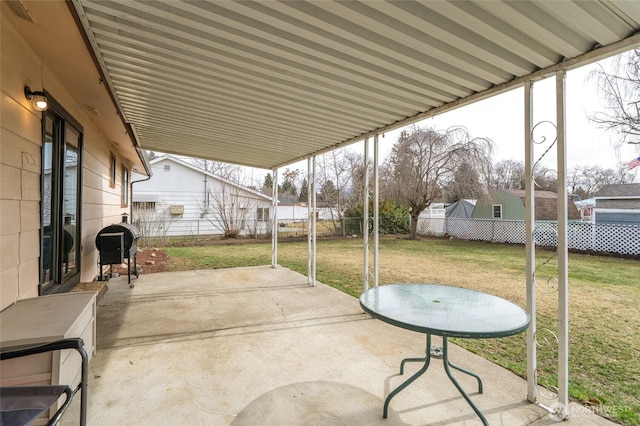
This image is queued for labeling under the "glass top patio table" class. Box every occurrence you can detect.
[359,283,530,339]
[359,283,530,425]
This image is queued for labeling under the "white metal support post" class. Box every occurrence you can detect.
[373,134,379,288]
[271,168,278,268]
[556,70,570,419]
[524,80,538,403]
[311,156,318,286]
[363,138,370,291]
[307,157,313,285]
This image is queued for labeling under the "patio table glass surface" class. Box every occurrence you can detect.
[359,283,530,338]
[359,283,530,425]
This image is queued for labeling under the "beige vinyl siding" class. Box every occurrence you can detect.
[1,16,135,309]
[78,118,131,284]
[1,20,45,309]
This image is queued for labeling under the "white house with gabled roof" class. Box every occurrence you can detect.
[132,155,272,238]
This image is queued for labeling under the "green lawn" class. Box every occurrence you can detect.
[162,237,640,425]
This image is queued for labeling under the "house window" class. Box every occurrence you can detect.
[121,165,129,207]
[492,204,503,219]
[41,99,83,294]
[164,164,170,171]
[109,153,116,188]
[257,207,269,221]
[133,201,156,210]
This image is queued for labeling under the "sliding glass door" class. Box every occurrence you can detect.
[40,103,82,294]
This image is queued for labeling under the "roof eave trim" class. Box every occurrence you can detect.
[68,0,151,177]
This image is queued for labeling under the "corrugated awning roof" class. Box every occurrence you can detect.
[71,0,640,170]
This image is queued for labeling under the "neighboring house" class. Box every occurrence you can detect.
[1,7,149,311]
[132,155,272,237]
[591,184,640,225]
[572,197,596,222]
[276,197,334,222]
[472,190,581,221]
[277,197,309,221]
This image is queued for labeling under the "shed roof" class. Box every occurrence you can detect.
[504,190,582,220]
[445,199,476,219]
[593,183,640,198]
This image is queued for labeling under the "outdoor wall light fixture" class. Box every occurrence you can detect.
[24,86,48,111]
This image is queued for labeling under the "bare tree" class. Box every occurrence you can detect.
[489,159,526,190]
[443,161,485,203]
[532,166,558,192]
[568,164,633,198]
[589,49,640,147]
[132,204,171,245]
[341,150,366,211]
[203,181,259,238]
[279,168,302,199]
[316,148,358,232]
[386,126,493,239]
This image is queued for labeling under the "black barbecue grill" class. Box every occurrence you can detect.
[95,216,140,288]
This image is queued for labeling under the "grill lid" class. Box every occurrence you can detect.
[95,223,140,251]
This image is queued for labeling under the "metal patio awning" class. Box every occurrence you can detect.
[69,0,640,170]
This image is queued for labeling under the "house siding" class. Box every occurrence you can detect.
[593,211,640,225]
[472,190,581,221]
[1,21,45,309]
[133,157,272,237]
[596,199,640,209]
[277,204,310,221]
[471,192,524,220]
[1,17,137,310]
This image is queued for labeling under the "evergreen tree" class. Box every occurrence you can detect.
[299,177,309,202]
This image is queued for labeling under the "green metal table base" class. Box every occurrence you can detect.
[383,334,487,425]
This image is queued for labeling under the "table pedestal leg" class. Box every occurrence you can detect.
[384,335,487,425]
[383,334,433,418]
[442,337,487,425]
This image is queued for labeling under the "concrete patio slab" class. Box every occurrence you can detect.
[61,266,614,425]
